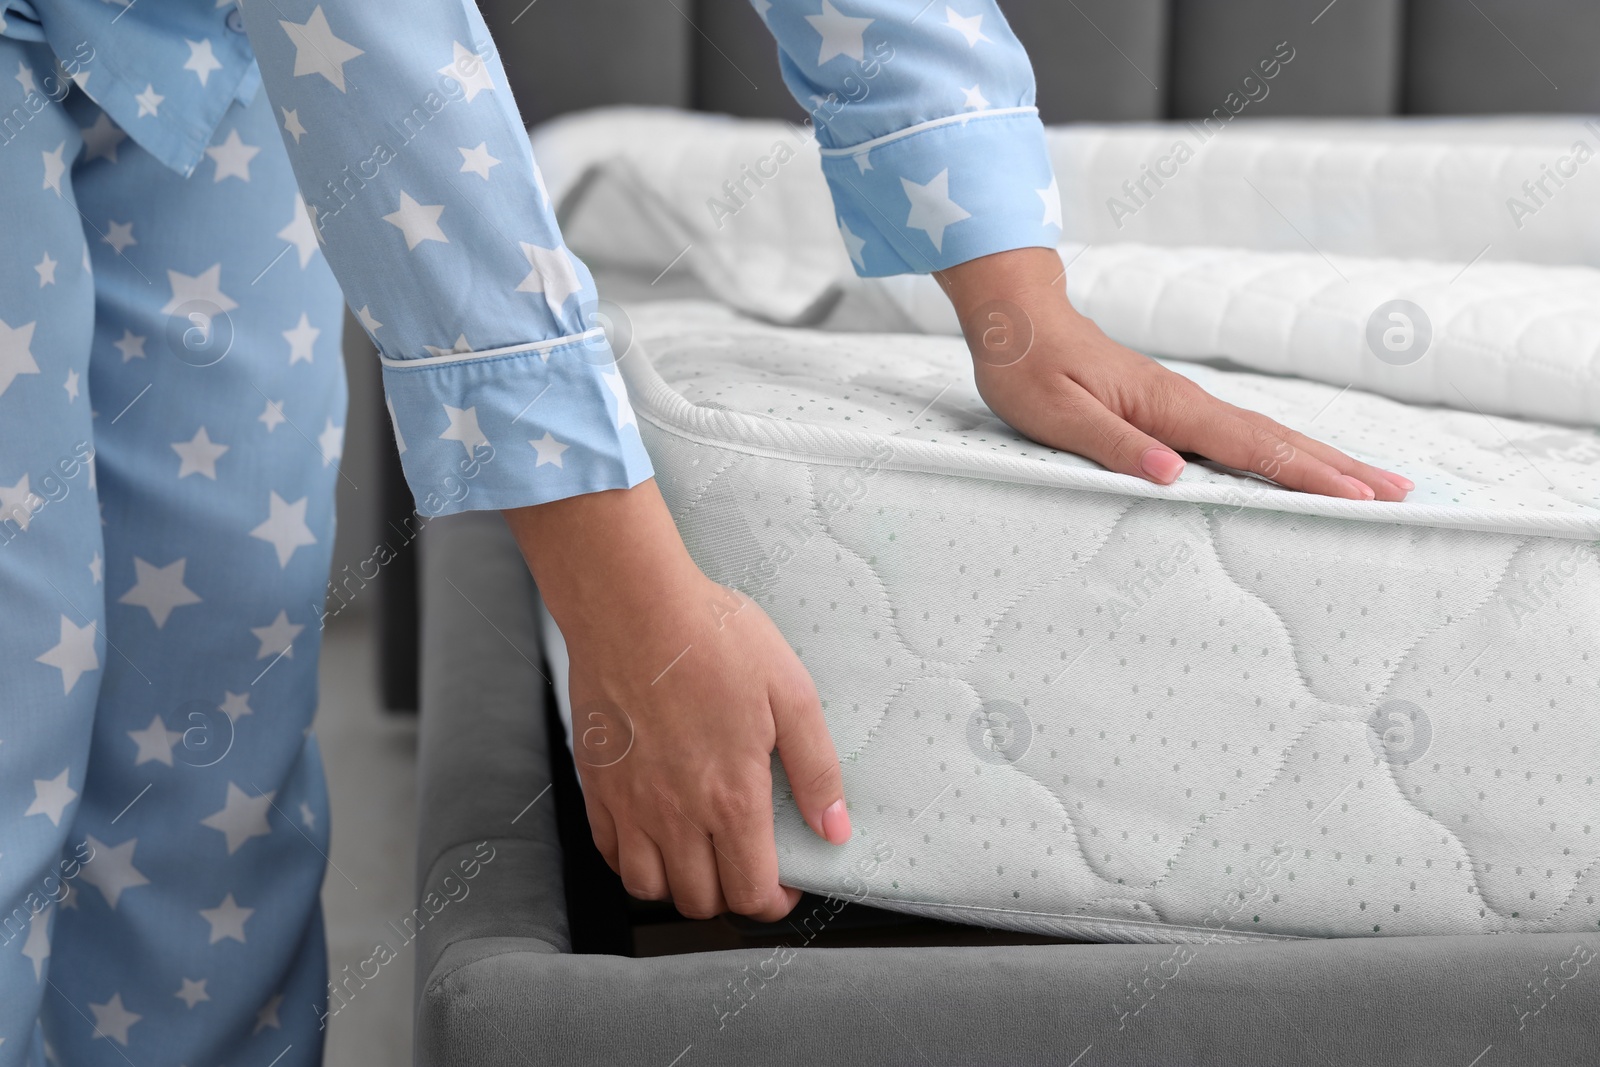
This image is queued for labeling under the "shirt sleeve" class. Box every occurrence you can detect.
[237,0,653,517]
[757,0,1061,277]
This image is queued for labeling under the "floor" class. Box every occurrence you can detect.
[314,607,418,1066]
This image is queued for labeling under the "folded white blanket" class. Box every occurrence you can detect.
[535,107,1600,428]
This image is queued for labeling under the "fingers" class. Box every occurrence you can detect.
[616,823,670,903]
[710,782,801,922]
[1025,375,1188,485]
[770,676,851,846]
[1227,408,1411,500]
[651,797,728,920]
[585,793,618,870]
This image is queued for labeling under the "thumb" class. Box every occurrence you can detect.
[770,677,850,846]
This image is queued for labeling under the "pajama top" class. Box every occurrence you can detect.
[1,0,1060,515]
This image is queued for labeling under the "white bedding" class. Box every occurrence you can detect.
[534,109,1600,941]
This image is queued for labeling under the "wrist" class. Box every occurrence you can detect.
[502,480,705,641]
[934,246,1070,317]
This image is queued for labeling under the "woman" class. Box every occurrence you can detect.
[0,0,1410,1061]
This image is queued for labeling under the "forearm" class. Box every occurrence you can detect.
[501,480,701,641]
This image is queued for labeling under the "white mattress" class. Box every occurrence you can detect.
[534,110,1600,942]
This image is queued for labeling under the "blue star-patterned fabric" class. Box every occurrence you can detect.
[758,0,1061,276]
[3,0,1057,515]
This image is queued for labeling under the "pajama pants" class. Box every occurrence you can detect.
[1,35,343,1067]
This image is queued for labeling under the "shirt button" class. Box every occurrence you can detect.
[225,7,245,33]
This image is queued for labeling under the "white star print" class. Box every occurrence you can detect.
[35,252,57,286]
[283,312,320,364]
[64,369,80,401]
[806,0,874,64]
[183,38,222,85]
[220,691,253,719]
[103,220,136,254]
[254,994,284,1033]
[282,106,307,143]
[175,979,210,1010]
[279,6,364,92]
[0,317,40,397]
[16,60,36,97]
[200,783,274,854]
[200,893,253,944]
[89,552,103,584]
[277,194,319,268]
[458,141,500,180]
[515,242,582,312]
[752,0,772,15]
[113,329,145,361]
[438,40,494,102]
[205,128,260,182]
[26,769,77,825]
[318,418,344,467]
[299,801,317,828]
[357,305,382,333]
[853,150,873,173]
[42,141,66,195]
[80,113,126,164]
[1038,175,1063,229]
[943,6,992,46]
[439,404,488,459]
[532,162,550,207]
[424,334,472,358]
[901,169,971,252]
[35,616,98,695]
[383,191,448,250]
[135,84,164,117]
[529,432,568,467]
[250,492,317,568]
[602,369,637,431]
[80,112,127,163]
[128,714,184,767]
[385,395,407,455]
[21,912,49,980]
[172,426,229,479]
[0,475,40,531]
[79,835,150,909]
[88,993,141,1046]
[258,397,287,432]
[161,263,238,315]
[961,83,989,110]
[119,557,202,627]
[838,218,867,269]
[251,610,303,660]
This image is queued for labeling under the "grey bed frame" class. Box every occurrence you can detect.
[407,3,1600,1063]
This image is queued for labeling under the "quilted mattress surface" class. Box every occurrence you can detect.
[535,109,1600,942]
[581,301,1598,944]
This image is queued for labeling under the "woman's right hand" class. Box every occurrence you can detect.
[504,480,850,922]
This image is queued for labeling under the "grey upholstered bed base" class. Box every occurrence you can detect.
[413,512,1600,1066]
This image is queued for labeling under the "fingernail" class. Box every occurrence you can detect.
[1341,475,1376,500]
[1139,448,1185,484]
[821,799,852,845]
[1385,471,1415,491]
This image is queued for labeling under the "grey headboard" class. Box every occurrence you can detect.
[480,0,1600,125]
